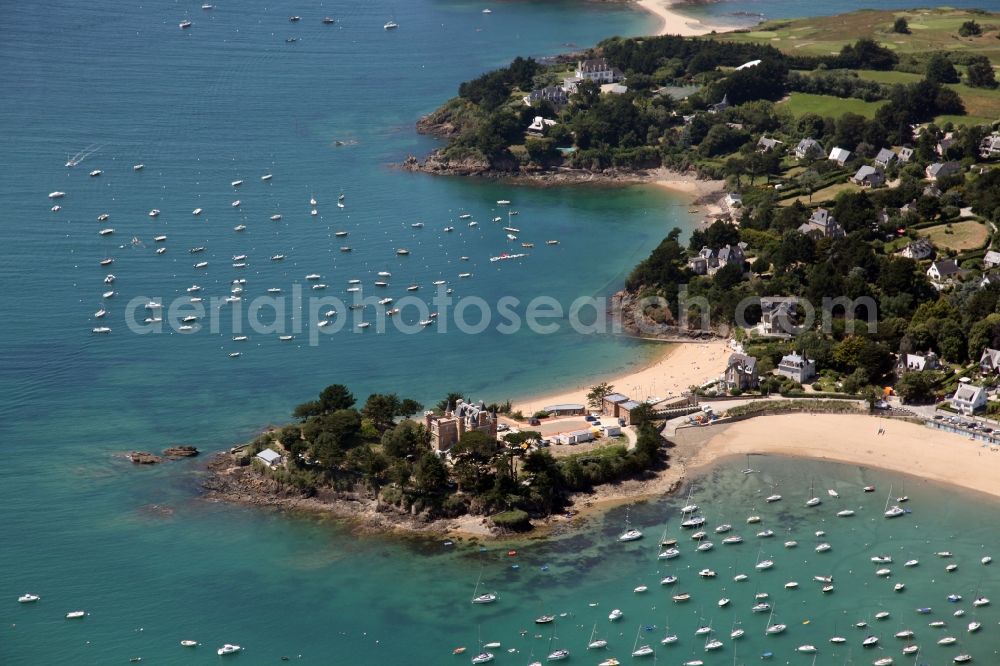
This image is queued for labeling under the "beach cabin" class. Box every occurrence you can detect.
[617,400,643,426]
[543,403,585,417]
[256,448,283,468]
[950,383,987,414]
[557,429,595,445]
[601,393,629,417]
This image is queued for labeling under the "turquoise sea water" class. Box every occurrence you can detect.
[679,0,1000,27]
[3,1,1000,664]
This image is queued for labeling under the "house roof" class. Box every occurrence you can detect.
[578,58,611,72]
[829,147,851,162]
[984,250,1000,264]
[619,400,642,410]
[543,403,585,412]
[603,393,629,403]
[953,384,985,402]
[875,148,896,163]
[929,259,959,277]
[981,348,1000,365]
[926,161,960,177]
[796,138,822,153]
[727,353,758,372]
[256,448,282,464]
[853,165,880,181]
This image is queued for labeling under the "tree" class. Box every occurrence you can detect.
[895,371,937,404]
[319,384,355,413]
[381,420,430,460]
[628,403,657,427]
[969,313,1000,359]
[958,20,982,37]
[926,54,959,84]
[437,392,465,412]
[633,423,662,466]
[413,452,448,494]
[798,170,821,203]
[586,382,615,410]
[398,398,423,418]
[362,393,402,433]
[966,55,998,89]
[893,17,909,34]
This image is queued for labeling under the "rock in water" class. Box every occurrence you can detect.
[164,446,199,457]
[129,452,164,465]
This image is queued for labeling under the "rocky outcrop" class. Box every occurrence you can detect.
[402,150,495,176]
[129,451,164,465]
[164,445,199,458]
[611,289,721,340]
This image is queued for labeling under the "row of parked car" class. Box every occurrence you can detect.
[933,413,995,432]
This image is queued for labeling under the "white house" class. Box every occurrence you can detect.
[898,239,933,260]
[575,58,620,84]
[874,148,897,169]
[984,250,1000,269]
[777,351,816,383]
[256,448,283,468]
[950,383,987,414]
[828,147,852,166]
[980,133,1000,160]
[526,116,557,134]
[794,138,823,160]
[927,259,960,285]
[980,348,1000,374]
[899,351,940,374]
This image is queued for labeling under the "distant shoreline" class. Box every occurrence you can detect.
[633,0,748,37]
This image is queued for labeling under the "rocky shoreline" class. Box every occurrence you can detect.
[200,448,691,542]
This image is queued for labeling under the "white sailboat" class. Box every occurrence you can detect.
[586,623,607,650]
[618,506,642,542]
[470,570,496,604]
[630,625,654,657]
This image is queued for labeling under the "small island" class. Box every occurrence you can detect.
[204,384,669,537]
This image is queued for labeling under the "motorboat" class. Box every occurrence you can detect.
[48,191,65,199]
[755,560,774,570]
[815,543,832,552]
[180,640,198,647]
[714,524,731,533]
[733,573,748,582]
[953,656,972,663]
[895,630,914,638]
[396,248,410,255]
[102,291,115,299]
[384,21,398,29]
[217,644,241,655]
[133,163,144,170]
[904,559,919,567]
[193,261,209,268]
[864,485,876,492]
[968,621,982,631]
[722,535,743,544]
[322,17,335,24]
[99,228,114,236]
[270,214,282,221]
[232,200,241,207]
[357,322,370,329]
[797,645,816,653]
[946,564,958,572]
[154,235,167,242]
[534,615,554,624]
[894,583,905,592]
[156,247,167,254]
[704,639,723,651]
[305,274,321,280]
[862,635,879,647]
[51,205,61,212]
[471,653,494,665]
[608,608,623,621]
[837,509,855,517]
[746,514,761,524]
[179,20,192,29]
[982,556,992,564]
[784,540,798,548]
[718,597,730,607]
[633,585,648,593]
[875,611,891,620]
[765,494,782,503]
[938,636,957,645]
[828,488,839,497]
[698,569,716,578]
[234,225,246,231]
[97,213,109,221]
[696,541,713,552]
[278,335,293,341]
[672,593,691,602]
[89,169,102,177]
[814,575,833,583]
[261,174,272,181]
[972,596,990,607]
[937,551,954,558]
[18,594,40,603]
[757,530,774,538]
[271,255,285,261]
[948,594,963,603]
[149,209,160,217]
[784,581,798,589]
[546,649,570,661]
[231,180,243,187]
[66,610,87,618]
[751,603,770,613]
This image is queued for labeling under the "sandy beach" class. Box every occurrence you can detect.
[636,0,743,37]
[513,338,730,415]
[679,413,1000,500]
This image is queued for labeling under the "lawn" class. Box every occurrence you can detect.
[717,8,1000,64]
[779,92,887,118]
[919,220,990,252]
[854,70,1000,122]
[783,181,859,205]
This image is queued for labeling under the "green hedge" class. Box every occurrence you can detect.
[491,509,532,531]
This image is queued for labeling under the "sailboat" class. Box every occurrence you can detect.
[618,506,642,542]
[805,478,821,507]
[764,603,786,634]
[587,623,608,649]
[470,625,494,664]
[660,614,678,645]
[630,625,654,657]
[741,454,754,474]
[470,570,496,604]
[884,484,905,518]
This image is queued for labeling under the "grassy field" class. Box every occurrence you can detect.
[852,69,1000,123]
[783,181,860,205]
[919,220,990,252]
[778,92,887,118]
[717,8,1000,64]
